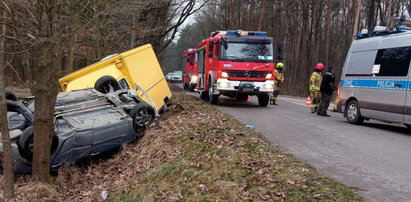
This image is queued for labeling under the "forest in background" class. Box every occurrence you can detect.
[161,0,411,96]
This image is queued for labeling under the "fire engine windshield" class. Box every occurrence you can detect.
[220,40,273,62]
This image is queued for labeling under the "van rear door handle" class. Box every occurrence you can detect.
[394,83,402,87]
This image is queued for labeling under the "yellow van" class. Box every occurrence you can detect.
[58,44,172,114]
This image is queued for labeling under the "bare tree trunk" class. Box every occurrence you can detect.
[325,0,332,66]
[257,0,266,31]
[353,0,363,39]
[367,0,376,36]
[386,0,394,29]
[31,0,60,182]
[0,9,15,199]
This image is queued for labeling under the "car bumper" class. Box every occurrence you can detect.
[216,79,274,94]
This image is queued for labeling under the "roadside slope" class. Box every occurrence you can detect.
[4,93,361,201]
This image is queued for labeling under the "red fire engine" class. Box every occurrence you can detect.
[182,48,198,91]
[196,30,276,106]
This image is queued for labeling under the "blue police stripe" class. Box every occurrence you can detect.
[341,78,409,90]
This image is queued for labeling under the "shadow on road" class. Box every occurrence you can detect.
[358,122,411,136]
[215,97,264,109]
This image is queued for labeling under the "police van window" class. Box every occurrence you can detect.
[119,79,130,89]
[374,47,411,77]
[345,51,376,76]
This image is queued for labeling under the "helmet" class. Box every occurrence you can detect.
[315,63,325,70]
[276,62,284,68]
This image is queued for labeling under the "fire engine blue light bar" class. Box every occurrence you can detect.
[254,32,267,36]
[227,31,237,36]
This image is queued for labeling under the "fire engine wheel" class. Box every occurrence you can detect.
[209,82,219,105]
[183,83,188,90]
[346,100,364,124]
[257,94,269,107]
[236,94,248,101]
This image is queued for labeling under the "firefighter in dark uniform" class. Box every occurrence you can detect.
[310,63,325,113]
[317,66,336,116]
[270,62,285,105]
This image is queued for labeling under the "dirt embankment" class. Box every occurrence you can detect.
[1,90,361,201]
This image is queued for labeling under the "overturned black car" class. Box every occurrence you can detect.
[1,89,155,174]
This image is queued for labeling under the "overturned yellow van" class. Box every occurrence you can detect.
[58,44,172,114]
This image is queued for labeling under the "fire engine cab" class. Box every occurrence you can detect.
[196,30,275,106]
[182,48,198,91]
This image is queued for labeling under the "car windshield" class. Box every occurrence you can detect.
[172,72,183,76]
[221,41,273,62]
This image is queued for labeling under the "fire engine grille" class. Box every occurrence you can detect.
[226,70,269,78]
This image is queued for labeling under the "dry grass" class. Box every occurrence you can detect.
[1,91,362,201]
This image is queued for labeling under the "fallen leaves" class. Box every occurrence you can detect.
[3,92,361,202]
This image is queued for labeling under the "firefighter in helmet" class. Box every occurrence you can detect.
[270,62,285,105]
[309,63,325,113]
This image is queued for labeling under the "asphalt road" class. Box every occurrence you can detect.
[179,85,411,202]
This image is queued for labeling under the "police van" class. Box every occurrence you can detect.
[340,29,411,127]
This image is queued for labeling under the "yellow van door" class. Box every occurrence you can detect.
[120,44,172,112]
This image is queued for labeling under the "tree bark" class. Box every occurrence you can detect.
[0,9,15,199]
[353,0,363,39]
[386,0,394,29]
[325,0,332,66]
[257,0,267,31]
[31,0,60,182]
[367,0,376,36]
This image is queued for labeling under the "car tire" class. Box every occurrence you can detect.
[18,126,34,157]
[6,90,18,101]
[94,76,121,94]
[258,94,269,107]
[346,100,364,124]
[130,103,154,138]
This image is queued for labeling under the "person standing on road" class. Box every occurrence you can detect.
[270,62,285,105]
[309,63,325,113]
[317,66,336,116]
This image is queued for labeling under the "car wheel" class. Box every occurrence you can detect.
[258,94,269,107]
[346,100,364,124]
[18,126,34,158]
[130,104,154,138]
[6,90,18,101]
[94,76,121,94]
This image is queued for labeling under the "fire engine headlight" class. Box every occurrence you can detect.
[218,81,230,88]
[221,72,229,78]
[265,73,273,79]
[264,83,274,89]
[191,75,198,82]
